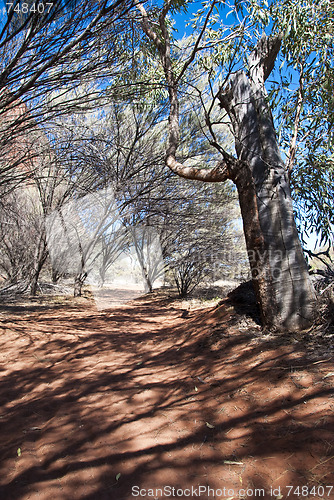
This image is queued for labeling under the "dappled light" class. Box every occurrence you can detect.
[0,293,333,499]
[0,0,333,498]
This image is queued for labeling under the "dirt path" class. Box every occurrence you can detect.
[0,293,334,500]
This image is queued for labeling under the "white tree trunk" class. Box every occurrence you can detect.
[220,68,316,330]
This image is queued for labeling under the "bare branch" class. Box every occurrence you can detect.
[176,0,217,84]
[165,155,231,182]
[2,0,123,110]
[286,66,304,177]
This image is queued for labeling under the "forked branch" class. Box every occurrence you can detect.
[135,0,236,183]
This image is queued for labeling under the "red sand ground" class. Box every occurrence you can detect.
[0,292,334,500]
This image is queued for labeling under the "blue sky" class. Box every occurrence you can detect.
[172,1,203,37]
[172,0,238,38]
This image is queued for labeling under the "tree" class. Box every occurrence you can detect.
[46,187,124,296]
[97,226,129,287]
[0,129,72,294]
[126,225,164,292]
[0,190,37,290]
[0,0,135,193]
[0,110,98,295]
[43,101,168,296]
[133,0,334,330]
[164,181,245,296]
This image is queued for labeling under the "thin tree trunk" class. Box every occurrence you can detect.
[142,265,153,293]
[51,266,61,283]
[98,268,106,288]
[30,236,48,296]
[74,272,87,297]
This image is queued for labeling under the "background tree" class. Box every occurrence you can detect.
[44,101,168,296]
[97,225,129,287]
[165,181,246,296]
[0,0,135,193]
[46,187,124,297]
[0,132,74,294]
[0,190,37,290]
[121,90,245,296]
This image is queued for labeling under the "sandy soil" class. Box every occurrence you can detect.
[0,291,333,500]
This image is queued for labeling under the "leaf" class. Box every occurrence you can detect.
[206,422,215,428]
[116,473,121,481]
[17,448,21,457]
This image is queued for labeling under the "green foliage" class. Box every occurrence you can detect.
[291,154,334,247]
[174,0,333,246]
[267,0,334,246]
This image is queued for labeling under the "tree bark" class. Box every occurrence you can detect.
[51,266,61,283]
[218,43,316,330]
[143,268,153,293]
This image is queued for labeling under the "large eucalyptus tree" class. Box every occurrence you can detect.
[134,0,333,330]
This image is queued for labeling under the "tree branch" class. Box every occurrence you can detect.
[165,155,232,182]
[2,0,125,110]
[286,66,304,178]
[176,0,217,84]
[134,0,164,52]
[136,0,237,183]
[248,33,282,84]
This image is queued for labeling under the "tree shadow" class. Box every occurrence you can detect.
[0,294,333,499]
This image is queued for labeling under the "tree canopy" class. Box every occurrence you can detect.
[133,0,333,246]
[0,0,333,329]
